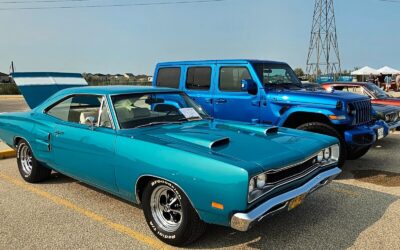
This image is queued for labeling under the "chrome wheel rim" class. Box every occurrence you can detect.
[20,144,33,176]
[150,185,183,232]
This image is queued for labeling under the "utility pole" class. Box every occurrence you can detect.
[306,0,341,81]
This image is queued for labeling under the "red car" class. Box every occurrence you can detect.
[321,82,400,106]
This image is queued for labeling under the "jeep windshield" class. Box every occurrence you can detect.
[111,92,210,129]
[252,63,303,89]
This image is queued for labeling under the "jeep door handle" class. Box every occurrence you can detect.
[215,98,227,104]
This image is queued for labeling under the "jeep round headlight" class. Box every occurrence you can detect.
[256,174,267,188]
[249,178,255,193]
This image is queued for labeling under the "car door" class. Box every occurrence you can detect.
[45,94,118,192]
[213,64,261,122]
[183,65,215,116]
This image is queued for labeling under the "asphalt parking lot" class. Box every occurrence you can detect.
[0,96,399,249]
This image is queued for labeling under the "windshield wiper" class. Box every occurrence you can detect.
[134,121,183,128]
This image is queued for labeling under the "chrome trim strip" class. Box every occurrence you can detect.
[231,167,341,232]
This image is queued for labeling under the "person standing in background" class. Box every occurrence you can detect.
[377,73,385,88]
[384,75,392,92]
[396,74,400,92]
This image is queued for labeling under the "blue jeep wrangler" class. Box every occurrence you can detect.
[153,60,388,167]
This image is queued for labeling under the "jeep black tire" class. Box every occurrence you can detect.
[347,145,371,160]
[142,178,206,246]
[297,122,346,168]
[17,139,52,183]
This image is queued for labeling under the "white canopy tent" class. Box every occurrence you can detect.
[351,66,379,76]
[377,66,400,75]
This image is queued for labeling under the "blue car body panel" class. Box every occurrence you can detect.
[153,60,389,150]
[0,79,341,227]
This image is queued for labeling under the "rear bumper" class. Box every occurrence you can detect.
[344,120,389,146]
[230,167,341,232]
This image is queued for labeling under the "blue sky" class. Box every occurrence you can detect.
[0,0,398,75]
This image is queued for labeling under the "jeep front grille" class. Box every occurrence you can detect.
[351,100,372,125]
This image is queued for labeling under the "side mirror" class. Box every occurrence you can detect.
[85,116,96,130]
[241,79,258,95]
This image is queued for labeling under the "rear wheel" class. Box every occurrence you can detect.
[17,139,51,183]
[297,122,346,168]
[142,179,206,246]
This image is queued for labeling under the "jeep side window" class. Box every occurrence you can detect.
[219,67,251,92]
[156,67,181,88]
[186,67,212,90]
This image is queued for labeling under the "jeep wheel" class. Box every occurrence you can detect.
[347,145,371,160]
[297,122,346,168]
[17,139,52,183]
[142,179,206,246]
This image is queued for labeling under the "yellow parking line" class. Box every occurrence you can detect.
[0,149,16,159]
[0,172,171,250]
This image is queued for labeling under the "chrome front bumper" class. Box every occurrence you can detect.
[230,167,341,232]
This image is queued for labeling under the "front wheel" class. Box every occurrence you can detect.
[347,145,371,160]
[142,179,206,246]
[17,139,52,183]
[297,122,346,168]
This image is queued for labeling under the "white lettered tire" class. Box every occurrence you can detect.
[17,139,51,183]
[142,179,206,246]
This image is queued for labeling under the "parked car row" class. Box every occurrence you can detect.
[0,59,399,246]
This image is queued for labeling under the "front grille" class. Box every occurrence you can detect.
[351,100,372,125]
[266,157,316,184]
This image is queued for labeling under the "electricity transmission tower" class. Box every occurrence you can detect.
[306,0,341,80]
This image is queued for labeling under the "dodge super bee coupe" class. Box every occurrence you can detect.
[0,73,341,246]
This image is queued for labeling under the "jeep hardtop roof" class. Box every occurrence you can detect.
[156,59,288,66]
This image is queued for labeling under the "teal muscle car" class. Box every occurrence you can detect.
[0,73,341,246]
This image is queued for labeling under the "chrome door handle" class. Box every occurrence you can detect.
[54,131,64,136]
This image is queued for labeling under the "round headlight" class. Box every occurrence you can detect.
[249,178,255,193]
[256,174,267,188]
[347,104,352,114]
[324,148,331,159]
[317,151,324,162]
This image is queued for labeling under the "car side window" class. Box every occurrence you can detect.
[219,67,252,92]
[186,67,212,90]
[342,86,366,96]
[46,95,103,125]
[156,68,181,88]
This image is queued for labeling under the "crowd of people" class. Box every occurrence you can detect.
[368,73,400,92]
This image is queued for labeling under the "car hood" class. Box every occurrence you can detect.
[266,88,368,106]
[119,120,338,173]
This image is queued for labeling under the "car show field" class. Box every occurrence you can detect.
[0,95,399,249]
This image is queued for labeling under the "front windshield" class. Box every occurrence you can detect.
[111,92,210,129]
[365,83,390,98]
[252,63,302,89]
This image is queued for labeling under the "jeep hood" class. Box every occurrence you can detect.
[267,89,369,106]
[119,120,338,173]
